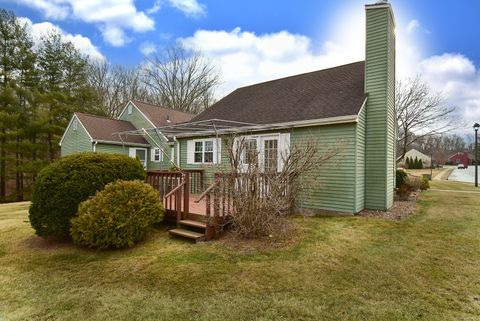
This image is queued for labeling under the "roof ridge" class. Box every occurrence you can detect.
[235,61,365,91]
[131,100,195,116]
[75,112,132,123]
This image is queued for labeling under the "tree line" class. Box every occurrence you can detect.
[0,9,219,202]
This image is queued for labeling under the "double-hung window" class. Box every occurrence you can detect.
[189,139,219,164]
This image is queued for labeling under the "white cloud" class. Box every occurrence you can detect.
[140,42,157,56]
[13,0,70,19]
[168,0,206,17]
[407,19,420,33]
[19,17,104,61]
[179,4,479,134]
[419,54,480,130]
[147,1,162,14]
[8,0,155,46]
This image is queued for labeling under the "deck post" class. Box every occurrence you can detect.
[183,173,190,219]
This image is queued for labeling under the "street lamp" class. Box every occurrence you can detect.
[474,123,480,187]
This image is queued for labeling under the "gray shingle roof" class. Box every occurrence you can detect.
[75,113,148,145]
[192,61,366,124]
[131,100,195,127]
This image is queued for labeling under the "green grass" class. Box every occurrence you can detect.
[1,184,480,321]
[430,180,480,191]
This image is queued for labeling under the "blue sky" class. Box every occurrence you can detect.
[2,0,479,133]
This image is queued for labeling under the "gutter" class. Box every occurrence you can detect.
[174,114,359,138]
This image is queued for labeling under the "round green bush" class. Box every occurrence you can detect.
[29,152,146,239]
[70,180,164,249]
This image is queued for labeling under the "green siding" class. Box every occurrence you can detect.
[119,102,172,170]
[178,125,358,213]
[292,125,357,213]
[95,143,129,155]
[354,106,366,212]
[60,118,93,156]
[364,4,396,210]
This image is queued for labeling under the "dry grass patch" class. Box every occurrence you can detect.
[1,183,480,321]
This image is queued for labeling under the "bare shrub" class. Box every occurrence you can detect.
[397,175,421,200]
[221,135,344,239]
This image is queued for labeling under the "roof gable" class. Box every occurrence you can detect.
[192,61,367,124]
[128,100,194,127]
[75,113,148,145]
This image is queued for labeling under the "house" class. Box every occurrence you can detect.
[62,1,396,219]
[448,152,473,168]
[59,100,194,168]
[401,149,431,168]
[153,1,396,215]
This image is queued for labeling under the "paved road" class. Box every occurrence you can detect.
[448,165,479,183]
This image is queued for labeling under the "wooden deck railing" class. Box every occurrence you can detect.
[147,170,203,197]
[146,170,193,222]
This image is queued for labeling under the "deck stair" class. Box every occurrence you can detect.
[169,218,206,242]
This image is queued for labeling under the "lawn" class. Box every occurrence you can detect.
[1,183,480,321]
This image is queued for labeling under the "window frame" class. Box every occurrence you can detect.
[152,147,162,162]
[193,139,216,164]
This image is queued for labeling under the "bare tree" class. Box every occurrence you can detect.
[220,135,345,239]
[88,61,150,118]
[396,76,458,159]
[142,46,219,114]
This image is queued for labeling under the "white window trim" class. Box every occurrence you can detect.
[129,147,148,168]
[151,147,163,162]
[187,138,221,165]
[234,133,290,172]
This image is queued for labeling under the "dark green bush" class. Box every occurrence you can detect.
[71,180,164,249]
[396,169,407,188]
[29,152,146,239]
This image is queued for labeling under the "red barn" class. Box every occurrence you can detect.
[448,152,473,168]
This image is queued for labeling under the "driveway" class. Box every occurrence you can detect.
[448,165,479,183]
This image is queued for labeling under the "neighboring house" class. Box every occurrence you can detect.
[59,100,194,169]
[401,149,431,168]
[155,1,396,214]
[448,152,473,168]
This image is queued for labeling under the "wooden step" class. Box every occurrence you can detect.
[169,228,205,242]
[179,219,206,229]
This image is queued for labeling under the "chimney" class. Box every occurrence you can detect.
[364,1,396,210]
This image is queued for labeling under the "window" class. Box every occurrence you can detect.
[263,139,278,172]
[235,133,289,173]
[204,141,214,163]
[129,148,147,168]
[194,141,203,163]
[188,139,219,164]
[72,118,78,131]
[152,148,162,162]
[244,138,258,165]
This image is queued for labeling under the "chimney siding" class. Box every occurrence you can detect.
[364,3,396,210]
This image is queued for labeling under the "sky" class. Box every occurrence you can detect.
[1,0,480,135]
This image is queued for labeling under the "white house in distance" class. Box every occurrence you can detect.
[401,149,431,167]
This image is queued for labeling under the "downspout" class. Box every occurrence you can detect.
[93,141,98,152]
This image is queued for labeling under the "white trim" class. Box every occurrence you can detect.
[59,114,93,146]
[175,114,359,138]
[93,140,150,148]
[235,133,289,172]
[151,147,162,162]
[129,147,148,168]
[357,97,368,117]
[187,138,221,165]
[118,101,156,128]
